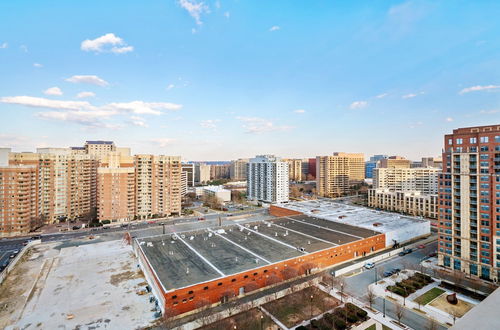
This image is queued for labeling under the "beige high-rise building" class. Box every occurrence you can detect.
[316,152,365,197]
[373,167,440,195]
[84,140,116,159]
[135,155,182,219]
[194,163,211,185]
[230,158,249,181]
[210,164,230,180]
[379,156,411,169]
[9,149,99,223]
[97,150,135,222]
[0,165,40,237]
[283,159,303,182]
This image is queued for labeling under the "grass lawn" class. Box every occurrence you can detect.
[365,324,376,330]
[414,287,445,305]
[382,325,392,330]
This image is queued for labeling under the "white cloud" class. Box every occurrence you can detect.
[376,93,388,99]
[349,101,368,110]
[150,138,176,147]
[293,109,306,114]
[224,11,230,18]
[200,119,220,129]
[445,117,453,122]
[43,87,63,96]
[65,75,109,87]
[459,85,500,94]
[269,26,280,32]
[479,109,500,114]
[166,84,175,91]
[33,63,43,68]
[104,101,182,115]
[130,116,148,127]
[0,42,8,49]
[402,92,424,99]
[81,33,134,54]
[0,96,97,111]
[76,91,96,99]
[1,95,182,128]
[178,0,209,25]
[236,116,293,134]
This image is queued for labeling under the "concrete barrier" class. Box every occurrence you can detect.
[0,239,41,286]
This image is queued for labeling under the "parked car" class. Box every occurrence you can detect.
[383,271,393,277]
[405,248,413,254]
[418,244,425,249]
[398,251,406,256]
[428,252,437,257]
[364,262,375,269]
[31,235,41,240]
[391,268,401,274]
[72,226,80,230]
[198,217,205,221]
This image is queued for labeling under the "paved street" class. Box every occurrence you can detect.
[372,297,447,330]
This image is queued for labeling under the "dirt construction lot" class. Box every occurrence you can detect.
[0,238,155,329]
[429,293,474,318]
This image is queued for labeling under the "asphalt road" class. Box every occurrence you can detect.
[373,297,447,330]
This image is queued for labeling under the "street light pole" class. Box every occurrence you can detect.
[383,297,386,318]
[310,295,313,319]
[260,315,263,330]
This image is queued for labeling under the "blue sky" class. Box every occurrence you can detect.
[0,0,499,160]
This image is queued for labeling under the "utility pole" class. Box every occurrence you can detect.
[383,297,386,318]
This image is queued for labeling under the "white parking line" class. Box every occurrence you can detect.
[237,224,307,254]
[284,216,363,239]
[267,221,339,246]
[174,233,226,277]
[208,229,271,264]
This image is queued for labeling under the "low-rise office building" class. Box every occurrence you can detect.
[368,189,438,219]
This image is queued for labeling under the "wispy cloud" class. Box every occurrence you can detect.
[224,11,230,18]
[349,101,368,110]
[293,109,306,114]
[150,138,176,148]
[20,45,28,53]
[76,91,95,99]
[445,117,453,122]
[166,84,175,91]
[65,75,109,87]
[0,95,182,128]
[200,119,220,129]
[402,92,424,99]
[479,109,500,114]
[81,33,133,54]
[459,85,500,94]
[43,87,63,96]
[178,0,209,25]
[130,116,148,128]
[0,42,8,49]
[409,121,423,129]
[376,93,388,99]
[269,25,280,32]
[33,63,43,68]
[236,116,293,134]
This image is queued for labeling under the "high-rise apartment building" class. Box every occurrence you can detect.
[230,158,249,181]
[0,165,39,237]
[210,164,230,180]
[368,190,438,219]
[135,155,182,218]
[283,158,303,182]
[96,150,135,222]
[316,152,364,197]
[84,140,116,159]
[9,149,99,223]
[308,158,317,180]
[373,167,440,195]
[181,163,195,187]
[422,157,443,169]
[379,156,411,169]
[438,125,500,281]
[194,163,211,185]
[247,155,289,203]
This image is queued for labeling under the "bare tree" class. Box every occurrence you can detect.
[281,266,299,281]
[451,270,465,292]
[162,307,179,329]
[195,298,213,327]
[426,317,438,330]
[377,267,385,284]
[366,287,376,310]
[332,276,347,302]
[244,281,260,293]
[290,185,301,198]
[395,302,405,326]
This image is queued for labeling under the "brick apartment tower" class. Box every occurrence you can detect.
[438,125,500,282]
[0,166,40,237]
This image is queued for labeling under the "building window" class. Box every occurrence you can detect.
[470,137,477,144]
[480,136,489,143]
[456,138,463,145]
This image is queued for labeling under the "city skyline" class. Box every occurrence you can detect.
[1,1,500,160]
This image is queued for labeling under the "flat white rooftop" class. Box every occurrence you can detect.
[281,199,429,234]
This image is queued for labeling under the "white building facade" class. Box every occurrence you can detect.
[247,155,289,204]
